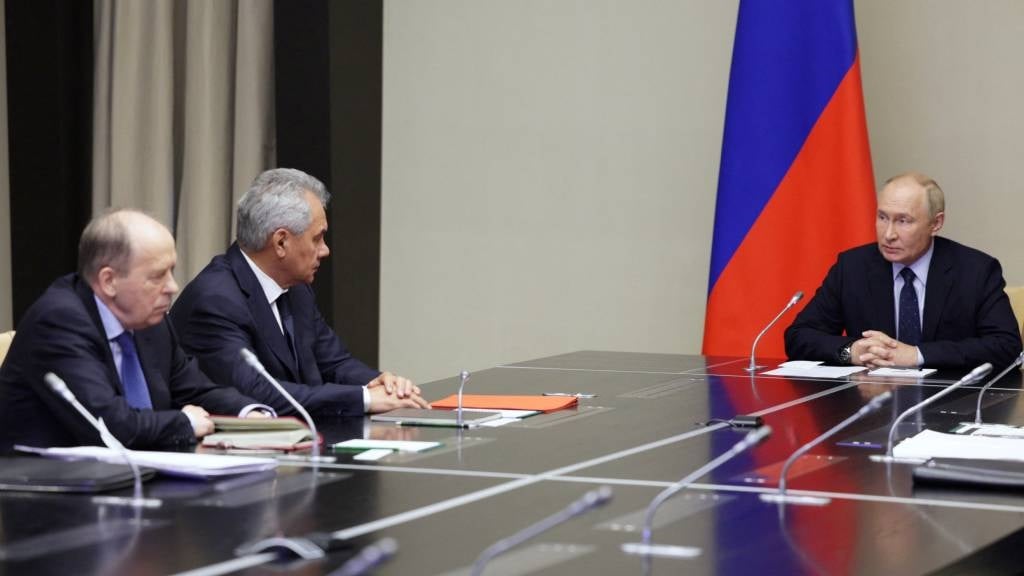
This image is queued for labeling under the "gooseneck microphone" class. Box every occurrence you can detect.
[470,486,612,576]
[329,537,398,576]
[886,362,992,457]
[776,392,892,494]
[975,352,1024,424]
[745,291,804,372]
[633,426,771,548]
[240,348,332,462]
[457,370,469,428]
[44,372,160,508]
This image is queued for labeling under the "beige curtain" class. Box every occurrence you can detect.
[0,0,12,331]
[92,0,275,283]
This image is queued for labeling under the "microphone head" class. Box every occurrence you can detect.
[240,348,261,367]
[791,290,805,304]
[585,485,614,507]
[868,390,893,410]
[746,425,772,445]
[44,372,73,400]
[968,362,994,383]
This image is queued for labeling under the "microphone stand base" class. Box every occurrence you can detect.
[621,542,702,559]
[743,365,765,373]
[92,495,163,509]
[759,493,830,506]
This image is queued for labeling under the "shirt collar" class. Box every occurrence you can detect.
[94,294,127,341]
[892,240,935,286]
[240,248,288,304]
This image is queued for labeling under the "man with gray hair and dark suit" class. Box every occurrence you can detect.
[171,168,429,417]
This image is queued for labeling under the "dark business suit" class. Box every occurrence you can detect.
[170,243,379,418]
[0,274,257,452]
[784,237,1022,369]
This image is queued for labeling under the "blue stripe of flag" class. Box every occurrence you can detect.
[708,0,860,293]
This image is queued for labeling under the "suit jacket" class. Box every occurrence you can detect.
[169,243,379,418]
[784,237,1022,369]
[0,274,257,452]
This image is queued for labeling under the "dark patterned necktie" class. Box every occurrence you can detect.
[898,267,921,346]
[114,331,153,409]
[276,293,299,370]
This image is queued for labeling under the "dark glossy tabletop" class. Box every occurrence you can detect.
[2,351,1023,576]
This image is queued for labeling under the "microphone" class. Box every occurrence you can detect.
[329,537,398,576]
[886,362,992,457]
[44,372,161,508]
[975,352,1024,424]
[625,425,770,555]
[745,291,804,372]
[773,392,892,496]
[470,486,612,576]
[240,348,334,463]
[456,370,470,428]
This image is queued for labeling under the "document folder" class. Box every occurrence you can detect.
[431,394,578,413]
[370,408,501,427]
[0,456,155,493]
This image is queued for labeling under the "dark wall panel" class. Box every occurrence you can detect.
[274,0,383,366]
[5,0,93,324]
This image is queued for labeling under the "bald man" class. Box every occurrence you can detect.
[785,172,1021,370]
[0,209,271,452]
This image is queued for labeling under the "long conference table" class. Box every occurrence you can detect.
[2,351,1024,575]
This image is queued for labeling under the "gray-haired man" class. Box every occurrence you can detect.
[171,168,429,417]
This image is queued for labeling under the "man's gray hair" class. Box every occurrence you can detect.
[236,168,331,251]
[78,209,137,280]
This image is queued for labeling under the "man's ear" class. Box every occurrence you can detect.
[930,212,945,235]
[271,228,289,258]
[96,267,117,298]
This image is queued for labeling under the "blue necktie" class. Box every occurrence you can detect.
[114,331,153,409]
[898,267,922,346]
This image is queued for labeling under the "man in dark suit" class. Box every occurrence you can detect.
[0,210,271,452]
[170,168,429,417]
[785,172,1021,369]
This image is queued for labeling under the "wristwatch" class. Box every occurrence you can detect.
[838,342,854,365]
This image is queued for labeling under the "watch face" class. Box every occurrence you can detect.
[839,345,852,363]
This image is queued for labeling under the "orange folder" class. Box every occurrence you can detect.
[431,394,577,413]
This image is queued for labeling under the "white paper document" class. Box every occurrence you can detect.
[893,429,1024,462]
[869,367,937,378]
[761,360,866,379]
[16,445,279,478]
[332,439,441,453]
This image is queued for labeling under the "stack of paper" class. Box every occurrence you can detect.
[893,429,1024,462]
[761,360,866,379]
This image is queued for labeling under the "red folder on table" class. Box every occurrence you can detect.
[431,394,577,413]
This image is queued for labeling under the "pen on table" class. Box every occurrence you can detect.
[542,392,597,398]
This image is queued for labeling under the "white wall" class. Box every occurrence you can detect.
[857,0,1024,287]
[381,0,1024,384]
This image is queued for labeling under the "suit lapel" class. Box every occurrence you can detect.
[866,252,897,336]
[73,276,124,395]
[922,238,953,341]
[227,244,299,380]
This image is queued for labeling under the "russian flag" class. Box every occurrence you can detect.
[703,0,876,359]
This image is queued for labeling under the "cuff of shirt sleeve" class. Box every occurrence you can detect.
[362,386,371,413]
[238,404,277,418]
[183,409,200,431]
[916,348,925,367]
